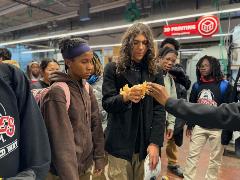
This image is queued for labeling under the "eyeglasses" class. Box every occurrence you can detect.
[133,40,148,46]
[198,64,210,69]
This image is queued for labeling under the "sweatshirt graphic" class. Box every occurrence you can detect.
[0,102,18,160]
[197,89,217,107]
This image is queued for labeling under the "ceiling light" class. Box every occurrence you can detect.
[1,7,239,46]
[145,7,240,25]
[21,33,231,54]
[21,49,56,54]
[180,51,202,54]
[90,43,121,49]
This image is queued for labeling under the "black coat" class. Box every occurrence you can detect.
[0,64,50,179]
[102,62,166,161]
[166,98,240,131]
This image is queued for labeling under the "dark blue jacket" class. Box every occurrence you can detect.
[0,64,50,179]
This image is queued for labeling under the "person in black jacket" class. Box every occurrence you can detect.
[146,83,240,129]
[0,63,51,180]
[102,23,166,180]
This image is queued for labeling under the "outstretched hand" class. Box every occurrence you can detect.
[147,83,170,106]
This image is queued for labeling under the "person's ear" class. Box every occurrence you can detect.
[65,59,72,69]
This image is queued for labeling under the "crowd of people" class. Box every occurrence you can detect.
[0,22,238,180]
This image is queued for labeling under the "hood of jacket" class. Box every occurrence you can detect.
[49,71,87,87]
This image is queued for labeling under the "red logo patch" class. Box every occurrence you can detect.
[0,116,15,137]
[197,16,219,37]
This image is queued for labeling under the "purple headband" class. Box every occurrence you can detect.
[62,44,91,59]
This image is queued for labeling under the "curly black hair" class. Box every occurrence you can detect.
[59,38,89,72]
[158,47,178,58]
[117,23,157,75]
[0,48,12,60]
[160,38,180,51]
[59,38,88,58]
[196,55,223,82]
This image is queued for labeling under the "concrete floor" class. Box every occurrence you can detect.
[159,133,240,180]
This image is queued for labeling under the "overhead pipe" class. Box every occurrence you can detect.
[11,0,60,15]
[0,0,42,16]
[0,0,128,34]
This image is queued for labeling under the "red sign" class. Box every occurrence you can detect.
[163,16,219,37]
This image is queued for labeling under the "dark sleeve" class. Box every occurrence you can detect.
[224,83,233,103]
[42,87,79,180]
[221,83,234,145]
[182,75,191,90]
[11,66,51,180]
[176,75,191,91]
[102,63,132,113]
[189,83,198,103]
[187,84,198,129]
[89,87,105,170]
[149,73,166,147]
[165,98,240,131]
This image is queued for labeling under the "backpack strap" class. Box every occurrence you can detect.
[82,79,90,94]
[32,88,50,106]
[48,81,89,111]
[219,80,229,102]
[52,82,71,111]
[192,82,200,93]
[85,81,90,94]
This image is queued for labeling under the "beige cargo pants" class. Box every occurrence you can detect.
[183,126,224,180]
[108,153,144,180]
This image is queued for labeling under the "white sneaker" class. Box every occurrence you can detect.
[144,154,161,180]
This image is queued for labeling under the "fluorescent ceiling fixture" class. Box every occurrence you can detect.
[1,7,239,46]
[179,48,203,51]
[21,33,232,54]
[155,33,231,41]
[180,51,202,54]
[21,49,55,54]
[1,25,131,46]
[145,7,240,24]
[91,43,121,49]
[21,44,122,54]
